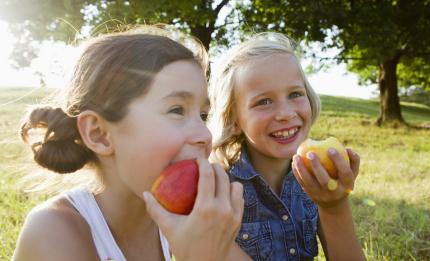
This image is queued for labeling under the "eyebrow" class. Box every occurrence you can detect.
[163,91,210,106]
[248,85,305,100]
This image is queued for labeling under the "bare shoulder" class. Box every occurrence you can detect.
[12,195,99,261]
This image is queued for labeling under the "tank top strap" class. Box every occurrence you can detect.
[159,229,172,261]
[65,187,172,261]
[65,187,126,261]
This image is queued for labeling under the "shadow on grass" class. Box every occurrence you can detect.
[320,95,430,127]
[321,95,381,118]
[351,195,430,260]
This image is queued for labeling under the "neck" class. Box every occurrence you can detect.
[246,149,291,196]
[95,186,155,239]
[93,161,164,260]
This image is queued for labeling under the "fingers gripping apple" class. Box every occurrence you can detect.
[297,137,349,179]
[151,159,199,215]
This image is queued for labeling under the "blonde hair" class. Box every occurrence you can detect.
[208,32,321,168]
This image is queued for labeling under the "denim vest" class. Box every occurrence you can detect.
[228,149,319,261]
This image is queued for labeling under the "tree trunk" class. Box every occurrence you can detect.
[190,23,215,77]
[190,24,214,52]
[377,57,404,125]
[189,0,227,51]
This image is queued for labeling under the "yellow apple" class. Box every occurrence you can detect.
[297,137,349,179]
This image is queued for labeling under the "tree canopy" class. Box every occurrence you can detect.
[0,0,233,61]
[1,0,429,124]
[239,0,430,124]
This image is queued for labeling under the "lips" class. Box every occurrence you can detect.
[269,126,300,144]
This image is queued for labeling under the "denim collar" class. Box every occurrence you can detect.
[229,146,260,180]
[229,145,294,181]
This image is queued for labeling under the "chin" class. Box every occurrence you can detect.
[268,149,296,161]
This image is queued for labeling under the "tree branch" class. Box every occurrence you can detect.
[318,56,372,61]
[214,0,229,15]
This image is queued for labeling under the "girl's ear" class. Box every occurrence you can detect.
[233,121,242,136]
[77,111,114,156]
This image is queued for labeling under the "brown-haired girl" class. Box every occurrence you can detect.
[12,26,248,261]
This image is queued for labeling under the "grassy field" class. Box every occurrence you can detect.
[1,87,429,260]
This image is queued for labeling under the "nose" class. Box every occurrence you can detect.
[275,101,298,122]
[189,118,212,149]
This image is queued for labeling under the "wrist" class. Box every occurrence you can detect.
[318,198,351,216]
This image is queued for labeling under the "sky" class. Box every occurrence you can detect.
[0,20,378,99]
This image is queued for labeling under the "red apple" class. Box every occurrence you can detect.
[151,159,199,215]
[297,137,349,179]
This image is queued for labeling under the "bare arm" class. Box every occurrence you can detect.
[317,219,329,260]
[293,148,366,261]
[12,203,99,261]
[318,200,365,261]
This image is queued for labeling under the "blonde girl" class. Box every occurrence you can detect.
[209,32,365,260]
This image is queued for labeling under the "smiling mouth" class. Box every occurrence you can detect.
[270,127,299,139]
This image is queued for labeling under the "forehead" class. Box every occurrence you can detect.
[147,60,207,98]
[235,53,304,95]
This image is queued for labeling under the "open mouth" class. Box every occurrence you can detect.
[270,127,299,142]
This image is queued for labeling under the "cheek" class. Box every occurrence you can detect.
[126,135,185,189]
[298,100,313,138]
[241,112,270,137]
[124,130,185,169]
[144,131,184,159]
[298,99,313,120]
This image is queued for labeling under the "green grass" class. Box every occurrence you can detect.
[1,87,430,260]
[312,95,430,260]
[0,87,52,259]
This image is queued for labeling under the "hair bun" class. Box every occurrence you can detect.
[20,106,94,173]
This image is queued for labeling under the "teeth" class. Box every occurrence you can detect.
[288,129,295,136]
[273,128,298,138]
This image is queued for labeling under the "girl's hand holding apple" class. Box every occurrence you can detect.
[143,157,244,261]
[292,137,360,212]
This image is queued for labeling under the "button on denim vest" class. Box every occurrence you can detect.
[228,148,319,261]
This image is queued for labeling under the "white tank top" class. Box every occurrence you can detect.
[65,187,171,261]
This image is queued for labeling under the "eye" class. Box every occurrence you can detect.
[289,91,304,99]
[255,98,272,106]
[200,111,208,122]
[168,106,184,115]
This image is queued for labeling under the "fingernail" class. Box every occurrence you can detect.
[307,152,315,160]
[293,155,300,163]
[328,148,336,155]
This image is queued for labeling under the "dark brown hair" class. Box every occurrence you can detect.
[20,27,207,174]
